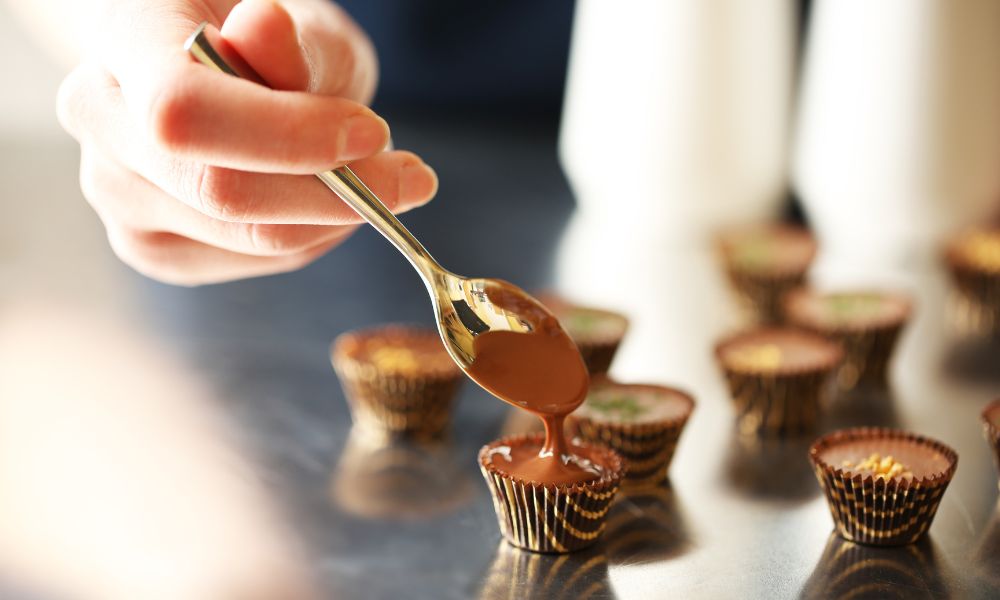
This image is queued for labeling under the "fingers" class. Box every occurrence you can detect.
[148,62,389,173]
[223,0,378,101]
[97,2,386,173]
[107,228,340,287]
[59,64,437,225]
[79,148,358,256]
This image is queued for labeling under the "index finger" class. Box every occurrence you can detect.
[100,5,389,174]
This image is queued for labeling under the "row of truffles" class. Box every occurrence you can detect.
[719,222,1000,338]
[327,316,998,555]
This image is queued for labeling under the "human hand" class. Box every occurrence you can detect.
[57,0,438,285]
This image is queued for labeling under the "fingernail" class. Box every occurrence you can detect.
[398,162,438,208]
[341,113,389,161]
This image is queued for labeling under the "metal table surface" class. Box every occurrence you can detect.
[2,116,999,599]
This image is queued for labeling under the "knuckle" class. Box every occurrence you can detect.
[194,165,251,222]
[55,67,89,138]
[245,223,313,256]
[108,228,196,287]
[147,76,198,154]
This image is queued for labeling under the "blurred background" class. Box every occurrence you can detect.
[1,0,999,599]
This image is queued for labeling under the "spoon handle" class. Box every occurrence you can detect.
[184,22,441,282]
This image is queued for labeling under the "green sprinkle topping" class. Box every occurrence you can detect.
[563,312,598,333]
[586,394,647,421]
[733,238,772,269]
[825,295,884,320]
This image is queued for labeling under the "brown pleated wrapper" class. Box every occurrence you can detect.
[945,229,1000,336]
[568,384,694,487]
[535,293,629,377]
[717,225,817,325]
[331,326,463,440]
[783,289,913,390]
[982,399,1000,485]
[715,329,843,436]
[478,433,624,554]
[809,428,958,546]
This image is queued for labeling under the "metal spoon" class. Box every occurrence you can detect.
[184,22,546,368]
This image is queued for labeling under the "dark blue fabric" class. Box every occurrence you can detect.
[336,1,575,118]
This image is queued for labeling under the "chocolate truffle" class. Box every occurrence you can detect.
[479,433,624,553]
[716,328,843,435]
[945,225,1000,335]
[809,427,958,546]
[783,289,912,389]
[717,224,817,324]
[568,382,694,486]
[331,325,463,439]
[537,294,629,377]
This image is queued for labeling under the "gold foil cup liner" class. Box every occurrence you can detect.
[718,367,838,436]
[783,289,913,390]
[809,427,958,546]
[801,533,949,599]
[331,328,463,439]
[568,384,694,487]
[946,248,1000,336]
[726,269,809,325]
[575,338,624,378]
[982,398,1000,485]
[478,433,624,554]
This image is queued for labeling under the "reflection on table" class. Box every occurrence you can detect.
[477,542,610,600]
[800,533,950,599]
[329,426,475,521]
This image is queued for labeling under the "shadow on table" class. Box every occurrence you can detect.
[941,336,1000,386]
[824,386,902,431]
[477,542,612,600]
[328,426,476,521]
[799,533,951,600]
[973,500,1000,591]
[603,480,692,566]
[723,433,820,503]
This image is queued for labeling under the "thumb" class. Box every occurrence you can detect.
[221,0,377,101]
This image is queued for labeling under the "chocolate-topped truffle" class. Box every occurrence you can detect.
[537,293,629,377]
[479,433,624,553]
[809,427,958,546]
[784,289,912,389]
[982,399,1000,485]
[716,328,842,435]
[331,325,463,439]
[945,225,1000,335]
[569,382,694,486]
[717,224,817,324]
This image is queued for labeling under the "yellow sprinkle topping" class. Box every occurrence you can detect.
[841,453,913,480]
[728,344,783,371]
[959,231,1000,270]
[369,347,420,372]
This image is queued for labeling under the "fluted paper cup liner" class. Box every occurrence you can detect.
[535,293,629,377]
[717,225,817,325]
[568,384,694,487]
[576,339,624,378]
[946,228,1000,336]
[783,290,913,389]
[809,427,958,546]
[478,433,624,554]
[332,326,463,439]
[716,329,842,436]
[982,399,1000,485]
